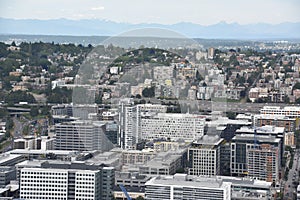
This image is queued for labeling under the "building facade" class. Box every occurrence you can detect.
[19,162,114,200]
[118,99,167,149]
[260,106,300,119]
[188,135,224,176]
[247,144,279,182]
[254,114,298,132]
[231,134,281,182]
[141,113,205,142]
[145,174,231,200]
[55,120,113,152]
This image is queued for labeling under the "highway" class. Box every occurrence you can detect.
[168,100,290,113]
[1,101,299,115]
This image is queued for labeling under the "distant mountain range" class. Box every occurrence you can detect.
[0,18,300,39]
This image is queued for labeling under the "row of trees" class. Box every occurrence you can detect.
[4,91,36,104]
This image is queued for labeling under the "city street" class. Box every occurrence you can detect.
[13,116,23,138]
[284,150,300,200]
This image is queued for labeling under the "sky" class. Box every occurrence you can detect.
[0,0,299,25]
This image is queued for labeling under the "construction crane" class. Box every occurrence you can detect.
[119,184,132,200]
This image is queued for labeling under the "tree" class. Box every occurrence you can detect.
[284,95,290,104]
[0,108,8,118]
[5,117,13,131]
[41,106,50,116]
[142,87,155,98]
[5,91,36,104]
[293,82,300,91]
[226,111,236,119]
[47,88,72,103]
[30,107,39,117]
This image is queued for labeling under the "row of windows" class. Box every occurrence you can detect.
[21,192,66,196]
[76,181,95,185]
[76,185,94,189]
[76,178,94,181]
[77,174,95,177]
[21,175,67,182]
[22,172,67,176]
[75,190,95,194]
[21,186,67,191]
[20,196,66,200]
[21,184,67,188]
[21,180,67,184]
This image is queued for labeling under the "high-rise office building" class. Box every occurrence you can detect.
[188,135,224,176]
[55,120,113,152]
[19,161,115,200]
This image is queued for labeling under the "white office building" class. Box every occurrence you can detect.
[145,174,231,200]
[19,161,114,200]
[141,113,205,142]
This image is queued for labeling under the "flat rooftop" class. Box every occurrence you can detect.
[19,160,110,171]
[0,153,23,164]
[146,174,226,188]
[207,117,251,127]
[9,149,78,155]
[261,106,300,111]
[193,135,224,146]
[254,114,295,120]
[232,134,281,143]
[236,126,285,134]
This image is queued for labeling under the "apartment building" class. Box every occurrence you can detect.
[141,113,205,142]
[254,114,298,132]
[153,66,174,84]
[247,143,280,182]
[231,134,281,182]
[118,99,167,149]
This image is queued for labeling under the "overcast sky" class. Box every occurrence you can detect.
[0,0,299,25]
